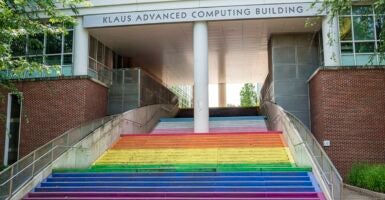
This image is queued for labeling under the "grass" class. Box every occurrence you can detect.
[348,163,385,193]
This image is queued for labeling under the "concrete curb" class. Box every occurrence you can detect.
[344,184,385,199]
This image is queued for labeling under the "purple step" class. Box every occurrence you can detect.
[26,192,322,198]
[23,198,322,200]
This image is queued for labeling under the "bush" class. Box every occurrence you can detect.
[348,163,385,193]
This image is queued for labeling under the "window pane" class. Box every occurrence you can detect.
[62,65,73,76]
[356,54,377,65]
[46,33,62,54]
[28,56,43,63]
[89,58,97,70]
[45,55,61,65]
[352,6,372,15]
[339,17,352,40]
[353,16,375,40]
[11,36,26,56]
[97,41,104,63]
[63,54,72,65]
[64,31,73,53]
[341,54,355,66]
[89,36,97,58]
[355,42,375,53]
[341,42,354,53]
[28,33,44,55]
[376,15,384,39]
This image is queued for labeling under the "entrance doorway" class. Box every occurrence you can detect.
[4,94,22,166]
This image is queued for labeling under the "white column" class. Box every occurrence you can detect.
[73,17,89,75]
[322,15,341,66]
[193,21,209,133]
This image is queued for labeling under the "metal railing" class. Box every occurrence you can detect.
[0,115,117,200]
[260,74,343,200]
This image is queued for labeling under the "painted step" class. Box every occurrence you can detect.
[25,192,324,198]
[34,186,317,192]
[24,197,324,200]
[50,172,312,177]
[41,181,314,187]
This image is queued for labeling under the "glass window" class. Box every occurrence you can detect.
[63,54,72,65]
[356,54,377,65]
[97,41,104,62]
[352,6,373,15]
[341,42,354,53]
[11,36,26,56]
[28,33,44,55]
[353,16,375,40]
[28,56,43,63]
[376,15,384,38]
[341,54,355,66]
[89,37,97,58]
[46,33,62,54]
[64,31,73,53]
[45,55,61,65]
[355,42,375,53]
[339,17,352,40]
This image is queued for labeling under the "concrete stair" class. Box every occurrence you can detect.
[23,116,325,200]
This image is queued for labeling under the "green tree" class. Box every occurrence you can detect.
[314,0,385,61]
[0,0,89,100]
[240,83,258,107]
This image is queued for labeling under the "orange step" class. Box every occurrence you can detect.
[112,133,286,149]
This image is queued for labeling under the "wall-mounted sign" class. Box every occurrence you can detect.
[83,3,324,28]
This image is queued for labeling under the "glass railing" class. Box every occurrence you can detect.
[108,68,178,115]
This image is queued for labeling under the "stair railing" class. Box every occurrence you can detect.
[260,74,343,200]
[0,115,120,200]
[261,101,343,200]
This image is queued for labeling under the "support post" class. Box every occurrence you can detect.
[322,15,341,66]
[73,17,89,75]
[193,21,209,133]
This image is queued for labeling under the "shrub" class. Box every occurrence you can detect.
[348,163,385,193]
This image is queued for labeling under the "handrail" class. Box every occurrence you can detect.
[0,115,118,199]
[260,73,343,200]
[122,103,179,128]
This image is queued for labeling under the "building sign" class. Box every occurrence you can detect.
[83,3,324,28]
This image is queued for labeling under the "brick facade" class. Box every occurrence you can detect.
[0,77,108,164]
[309,68,385,178]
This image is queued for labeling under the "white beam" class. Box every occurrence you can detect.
[322,15,341,66]
[193,21,209,133]
[73,17,89,75]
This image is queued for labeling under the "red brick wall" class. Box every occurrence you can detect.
[309,68,385,178]
[0,77,108,164]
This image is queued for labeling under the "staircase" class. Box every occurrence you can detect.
[23,116,326,200]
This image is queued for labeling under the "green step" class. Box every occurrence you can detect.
[91,163,295,169]
[54,166,312,173]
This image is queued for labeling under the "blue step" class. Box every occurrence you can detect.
[50,171,310,177]
[46,176,311,182]
[34,186,317,192]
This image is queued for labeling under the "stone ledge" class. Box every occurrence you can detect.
[308,66,385,82]
[9,75,108,88]
[344,184,385,199]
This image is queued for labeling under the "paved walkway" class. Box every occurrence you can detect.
[343,187,382,200]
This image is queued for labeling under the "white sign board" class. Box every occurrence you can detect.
[83,3,323,28]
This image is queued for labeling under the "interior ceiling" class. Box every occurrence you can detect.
[89,17,321,85]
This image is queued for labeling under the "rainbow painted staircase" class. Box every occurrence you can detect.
[23,116,325,200]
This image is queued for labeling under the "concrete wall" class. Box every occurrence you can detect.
[270,34,319,127]
[10,104,178,200]
[309,68,385,177]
